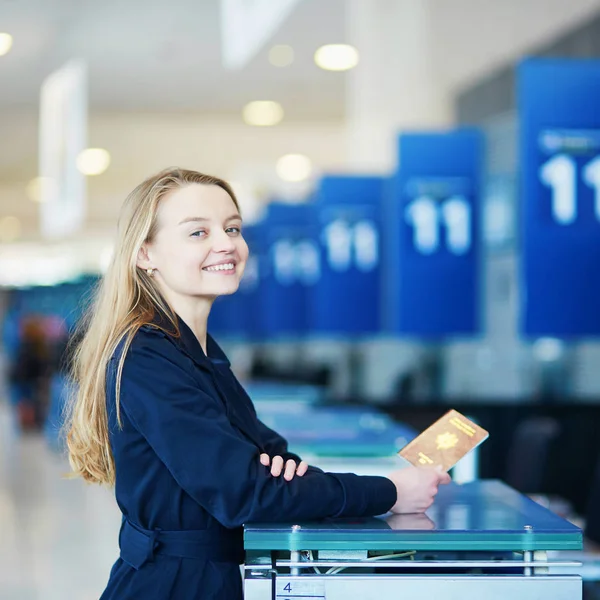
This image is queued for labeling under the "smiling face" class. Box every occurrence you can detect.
[139,183,248,303]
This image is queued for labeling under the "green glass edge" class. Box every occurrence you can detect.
[244,531,583,552]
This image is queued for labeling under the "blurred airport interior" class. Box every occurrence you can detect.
[3,1,600,598]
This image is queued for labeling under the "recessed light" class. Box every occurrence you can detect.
[77,148,111,175]
[276,154,312,182]
[0,33,13,57]
[314,44,359,71]
[26,177,58,203]
[243,101,284,126]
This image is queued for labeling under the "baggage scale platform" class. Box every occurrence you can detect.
[243,480,583,600]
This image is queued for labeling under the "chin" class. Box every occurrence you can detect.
[203,282,240,297]
[216,286,239,296]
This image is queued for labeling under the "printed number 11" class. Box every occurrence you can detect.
[404,195,471,255]
[540,154,600,224]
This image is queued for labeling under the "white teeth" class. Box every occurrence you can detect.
[204,263,234,272]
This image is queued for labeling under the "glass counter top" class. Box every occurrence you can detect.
[244,480,582,552]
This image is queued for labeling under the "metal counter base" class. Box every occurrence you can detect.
[245,574,581,600]
[243,480,583,600]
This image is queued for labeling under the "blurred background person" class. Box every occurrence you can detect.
[8,316,50,430]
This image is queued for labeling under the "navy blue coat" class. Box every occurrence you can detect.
[100,315,396,599]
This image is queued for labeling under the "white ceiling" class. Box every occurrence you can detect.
[0,0,348,118]
[1,0,600,198]
[3,0,600,122]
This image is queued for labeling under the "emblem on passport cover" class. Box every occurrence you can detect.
[398,409,488,471]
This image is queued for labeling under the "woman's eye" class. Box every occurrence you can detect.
[226,227,241,235]
[190,230,207,237]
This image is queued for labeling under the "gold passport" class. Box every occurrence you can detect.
[398,409,488,472]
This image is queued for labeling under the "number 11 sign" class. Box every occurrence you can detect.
[311,175,384,335]
[388,129,482,337]
[519,59,600,337]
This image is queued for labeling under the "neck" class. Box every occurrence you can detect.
[160,291,214,354]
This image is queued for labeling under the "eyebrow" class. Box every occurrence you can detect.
[178,214,242,226]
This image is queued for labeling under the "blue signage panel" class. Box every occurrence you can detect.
[519,59,600,337]
[310,175,384,335]
[390,129,482,336]
[259,203,319,338]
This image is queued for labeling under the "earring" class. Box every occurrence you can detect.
[146,268,155,277]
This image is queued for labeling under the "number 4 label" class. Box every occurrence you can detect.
[276,579,325,598]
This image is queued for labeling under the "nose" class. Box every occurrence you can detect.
[212,229,236,253]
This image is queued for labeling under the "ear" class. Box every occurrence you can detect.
[136,243,153,271]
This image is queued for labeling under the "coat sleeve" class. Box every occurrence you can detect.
[253,417,324,473]
[117,340,396,528]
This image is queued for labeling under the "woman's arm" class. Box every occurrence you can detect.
[117,338,396,529]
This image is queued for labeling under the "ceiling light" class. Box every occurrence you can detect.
[314,44,359,71]
[26,177,59,203]
[76,148,111,175]
[0,33,13,57]
[0,216,22,242]
[243,101,284,126]
[269,45,294,67]
[276,154,312,182]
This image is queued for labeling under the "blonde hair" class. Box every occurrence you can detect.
[65,168,239,486]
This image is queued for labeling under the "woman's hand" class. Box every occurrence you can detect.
[386,466,451,514]
[260,454,309,481]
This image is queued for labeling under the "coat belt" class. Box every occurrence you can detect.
[119,518,244,569]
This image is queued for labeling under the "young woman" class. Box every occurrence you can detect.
[65,168,450,599]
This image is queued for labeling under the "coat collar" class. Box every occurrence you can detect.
[141,310,230,370]
[140,309,265,451]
